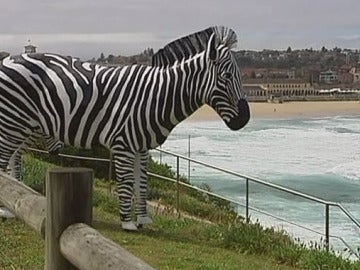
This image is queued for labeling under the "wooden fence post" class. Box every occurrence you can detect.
[45,168,93,270]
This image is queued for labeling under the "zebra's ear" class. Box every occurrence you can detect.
[206,33,218,62]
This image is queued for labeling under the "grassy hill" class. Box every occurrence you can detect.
[1,154,359,269]
[1,209,298,270]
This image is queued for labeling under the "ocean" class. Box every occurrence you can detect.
[151,114,360,253]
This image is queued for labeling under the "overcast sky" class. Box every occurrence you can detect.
[1,0,359,59]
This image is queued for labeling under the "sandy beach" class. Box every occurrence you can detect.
[187,101,360,121]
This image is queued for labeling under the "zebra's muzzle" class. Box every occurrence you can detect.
[226,99,250,130]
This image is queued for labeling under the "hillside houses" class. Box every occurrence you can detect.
[7,40,359,101]
[235,48,360,90]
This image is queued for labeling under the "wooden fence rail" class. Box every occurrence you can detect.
[0,169,154,270]
[0,171,46,236]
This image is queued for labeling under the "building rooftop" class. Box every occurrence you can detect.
[243,78,308,84]
[24,40,37,53]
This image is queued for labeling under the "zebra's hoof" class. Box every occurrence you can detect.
[0,207,15,219]
[121,221,138,231]
[137,216,153,226]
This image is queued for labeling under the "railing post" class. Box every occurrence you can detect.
[159,145,162,164]
[176,156,180,217]
[108,152,114,194]
[108,152,113,181]
[325,204,330,251]
[188,135,191,182]
[45,168,93,270]
[246,178,249,223]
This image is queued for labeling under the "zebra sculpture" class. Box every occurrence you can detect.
[0,26,250,230]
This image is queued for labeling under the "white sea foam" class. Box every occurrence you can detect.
[154,115,360,252]
[165,117,360,177]
[328,161,360,183]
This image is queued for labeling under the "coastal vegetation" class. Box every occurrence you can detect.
[1,153,360,269]
[95,46,360,74]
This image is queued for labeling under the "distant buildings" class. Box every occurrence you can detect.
[317,67,360,86]
[243,75,360,102]
[319,70,338,84]
[243,78,315,101]
[241,58,360,102]
[350,67,360,84]
[24,40,36,54]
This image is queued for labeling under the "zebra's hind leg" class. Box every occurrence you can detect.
[134,150,152,227]
[113,151,138,231]
[0,135,23,175]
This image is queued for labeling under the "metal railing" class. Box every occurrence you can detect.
[153,148,360,257]
[28,147,360,258]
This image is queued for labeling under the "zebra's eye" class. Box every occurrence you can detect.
[223,72,233,80]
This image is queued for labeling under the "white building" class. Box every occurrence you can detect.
[24,41,36,54]
[319,70,338,84]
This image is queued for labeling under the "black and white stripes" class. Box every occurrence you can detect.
[0,26,250,230]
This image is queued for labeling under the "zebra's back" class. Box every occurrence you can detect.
[0,53,157,149]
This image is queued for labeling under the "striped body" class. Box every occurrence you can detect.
[0,27,250,230]
[1,54,203,149]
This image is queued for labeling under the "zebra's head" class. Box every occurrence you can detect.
[205,29,250,131]
[152,26,250,130]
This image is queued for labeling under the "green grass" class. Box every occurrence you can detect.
[3,207,359,270]
[1,194,360,270]
[0,210,297,270]
[0,219,44,270]
[94,209,297,270]
[1,154,360,269]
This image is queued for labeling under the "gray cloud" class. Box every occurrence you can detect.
[1,0,359,59]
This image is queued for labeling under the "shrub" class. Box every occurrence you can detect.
[23,154,55,193]
[222,221,293,255]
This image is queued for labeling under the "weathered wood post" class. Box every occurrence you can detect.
[45,168,93,270]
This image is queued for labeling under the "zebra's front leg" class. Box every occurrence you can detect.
[134,151,152,227]
[1,134,29,178]
[0,135,28,218]
[113,152,138,231]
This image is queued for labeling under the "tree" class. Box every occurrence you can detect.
[286,46,292,53]
[108,54,115,63]
[332,47,342,53]
[143,48,154,57]
[98,52,105,62]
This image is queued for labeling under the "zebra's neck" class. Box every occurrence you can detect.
[157,52,214,128]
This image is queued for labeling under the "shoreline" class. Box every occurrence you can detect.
[187,101,360,122]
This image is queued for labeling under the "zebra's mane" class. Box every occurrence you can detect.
[0,51,10,61]
[152,26,237,67]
